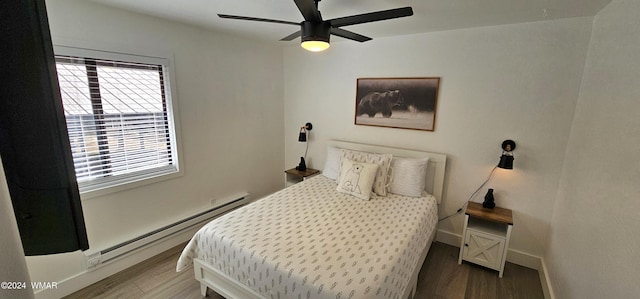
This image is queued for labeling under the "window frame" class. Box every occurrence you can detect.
[54,45,183,199]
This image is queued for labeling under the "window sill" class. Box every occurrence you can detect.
[79,168,183,200]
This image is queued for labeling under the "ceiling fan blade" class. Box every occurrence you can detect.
[330,27,371,42]
[218,14,299,26]
[294,0,322,22]
[329,7,413,27]
[280,31,302,41]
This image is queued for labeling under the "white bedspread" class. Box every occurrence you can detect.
[177,175,438,299]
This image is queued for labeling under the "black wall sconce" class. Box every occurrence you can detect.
[498,139,516,169]
[296,123,313,170]
[441,139,518,219]
[298,122,312,142]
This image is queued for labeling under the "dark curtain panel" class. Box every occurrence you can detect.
[0,0,89,255]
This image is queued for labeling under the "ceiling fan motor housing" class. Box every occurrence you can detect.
[301,21,331,43]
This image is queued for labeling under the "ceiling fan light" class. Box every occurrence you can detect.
[301,21,331,52]
[301,40,330,52]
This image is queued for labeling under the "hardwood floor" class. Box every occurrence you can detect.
[418,242,544,299]
[64,242,544,299]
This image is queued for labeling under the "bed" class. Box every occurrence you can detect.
[177,141,446,299]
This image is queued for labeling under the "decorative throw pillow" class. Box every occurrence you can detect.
[336,159,379,200]
[321,146,341,180]
[389,157,429,197]
[336,149,392,196]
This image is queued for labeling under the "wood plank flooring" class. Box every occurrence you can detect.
[418,242,544,299]
[64,242,544,299]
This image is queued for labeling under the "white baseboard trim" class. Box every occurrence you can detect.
[435,228,553,298]
[33,226,200,299]
[434,228,461,247]
[506,247,541,270]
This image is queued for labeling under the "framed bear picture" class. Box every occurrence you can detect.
[354,77,440,131]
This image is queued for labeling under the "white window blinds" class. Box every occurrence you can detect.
[55,55,178,193]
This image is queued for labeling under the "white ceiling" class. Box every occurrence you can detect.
[91,0,611,45]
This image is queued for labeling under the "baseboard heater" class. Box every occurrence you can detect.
[85,192,250,269]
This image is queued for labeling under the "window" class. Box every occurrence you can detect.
[54,48,180,195]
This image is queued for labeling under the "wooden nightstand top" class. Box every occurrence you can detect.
[285,168,320,178]
[466,202,513,225]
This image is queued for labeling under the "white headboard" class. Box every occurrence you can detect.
[327,140,447,204]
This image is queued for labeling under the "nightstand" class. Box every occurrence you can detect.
[458,201,513,277]
[284,168,320,187]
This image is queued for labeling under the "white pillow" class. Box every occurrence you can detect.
[336,149,392,196]
[389,157,429,197]
[321,146,341,180]
[336,159,379,201]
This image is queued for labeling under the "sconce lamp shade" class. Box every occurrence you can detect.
[298,122,313,142]
[298,130,307,142]
[497,139,516,170]
[498,155,514,169]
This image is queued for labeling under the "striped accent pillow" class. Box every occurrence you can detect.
[389,157,429,197]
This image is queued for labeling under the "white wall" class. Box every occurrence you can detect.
[27,0,284,297]
[0,159,34,299]
[284,18,593,261]
[546,0,640,297]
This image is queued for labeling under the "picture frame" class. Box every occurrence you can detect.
[354,77,440,131]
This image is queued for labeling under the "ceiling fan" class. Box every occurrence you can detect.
[218,0,414,52]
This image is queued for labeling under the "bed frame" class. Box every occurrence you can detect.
[193,140,447,298]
